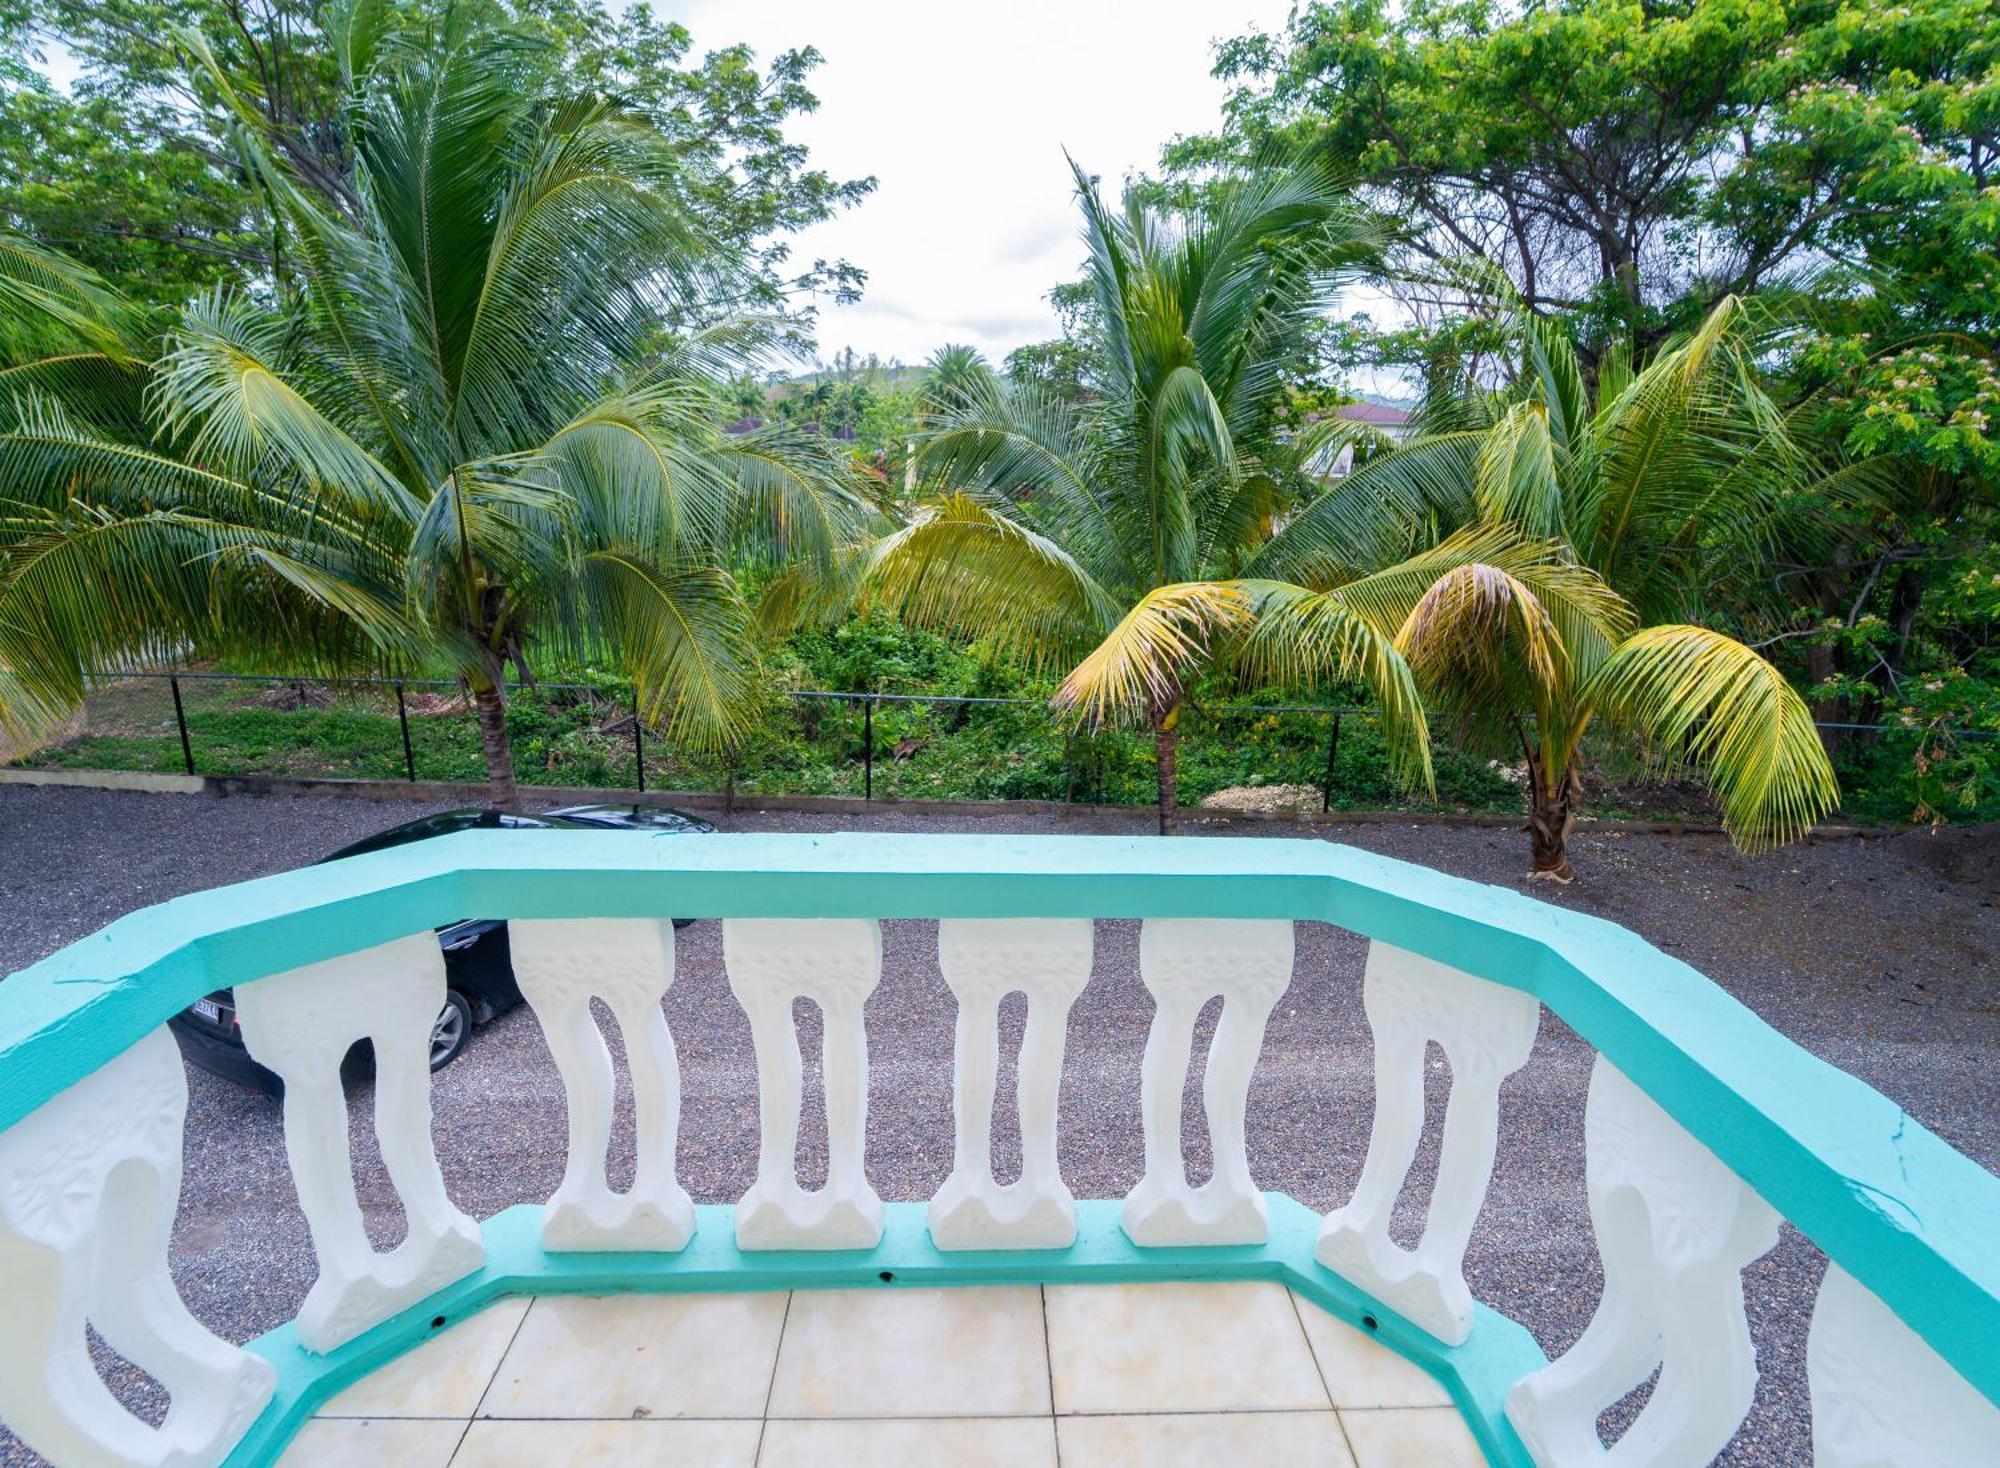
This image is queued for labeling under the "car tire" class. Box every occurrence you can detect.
[429,990,474,1071]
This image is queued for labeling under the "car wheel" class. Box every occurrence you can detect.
[429,991,474,1070]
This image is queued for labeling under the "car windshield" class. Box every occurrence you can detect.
[318,810,568,864]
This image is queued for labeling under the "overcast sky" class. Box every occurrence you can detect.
[671,0,1297,372]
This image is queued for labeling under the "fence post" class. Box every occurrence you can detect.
[1321,711,1343,813]
[394,681,416,783]
[168,674,194,776]
[863,696,874,802]
[632,695,646,794]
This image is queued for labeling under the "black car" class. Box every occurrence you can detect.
[168,803,715,1094]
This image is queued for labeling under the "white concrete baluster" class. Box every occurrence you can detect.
[1808,1263,2000,1466]
[1317,942,1539,1344]
[724,918,884,1250]
[1121,918,1293,1246]
[510,918,694,1252]
[929,918,1092,1249]
[234,934,483,1353]
[1506,1057,1780,1466]
[0,1028,276,1468]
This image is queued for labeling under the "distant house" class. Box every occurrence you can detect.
[1321,401,1413,478]
[1333,400,1412,435]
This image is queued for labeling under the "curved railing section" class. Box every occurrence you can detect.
[0,833,1994,1467]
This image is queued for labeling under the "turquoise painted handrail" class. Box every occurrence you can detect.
[3,830,1996,1411]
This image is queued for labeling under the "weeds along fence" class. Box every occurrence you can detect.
[6,669,1990,823]
[9,670,1419,814]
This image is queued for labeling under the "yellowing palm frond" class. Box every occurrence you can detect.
[1054,581,1252,728]
[1234,579,1434,792]
[1314,523,1634,678]
[1396,561,1566,698]
[1580,624,1839,851]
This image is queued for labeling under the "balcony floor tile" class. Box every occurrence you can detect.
[757,1416,1060,1467]
[1289,1290,1455,1409]
[766,1285,1051,1418]
[450,1418,763,1466]
[1057,1409,1357,1466]
[278,1417,465,1467]
[319,1298,531,1419]
[1339,1406,1487,1468]
[289,1285,1487,1467]
[1045,1280,1331,1415]
[479,1291,789,1420]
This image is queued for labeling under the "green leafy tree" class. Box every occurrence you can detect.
[1176,0,1998,358]
[0,23,867,806]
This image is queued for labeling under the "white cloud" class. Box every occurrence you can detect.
[669,0,1295,370]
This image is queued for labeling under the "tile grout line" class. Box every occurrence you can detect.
[751,1289,794,1467]
[1288,1287,1365,1467]
[465,1295,537,1426]
[1042,1283,1063,1468]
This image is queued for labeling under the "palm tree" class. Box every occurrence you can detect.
[918,344,998,418]
[0,25,866,807]
[813,159,1434,830]
[1244,299,1848,878]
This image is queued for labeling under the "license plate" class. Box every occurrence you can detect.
[193,999,222,1023]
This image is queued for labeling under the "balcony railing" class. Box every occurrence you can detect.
[0,832,1994,1466]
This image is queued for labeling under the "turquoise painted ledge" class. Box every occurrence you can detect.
[226,1197,1547,1468]
[4,832,1997,1410]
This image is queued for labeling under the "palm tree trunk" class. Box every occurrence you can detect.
[470,678,520,811]
[1152,706,1178,836]
[1524,755,1578,883]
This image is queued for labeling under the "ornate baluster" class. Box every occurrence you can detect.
[1506,1056,1779,1466]
[0,1028,275,1467]
[1122,918,1292,1247]
[1808,1263,1999,1466]
[509,918,694,1251]
[234,934,483,1353]
[929,918,1092,1250]
[1317,942,1539,1344]
[723,918,883,1250]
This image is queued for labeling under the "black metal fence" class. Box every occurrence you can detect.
[8,670,1401,817]
[7,668,1988,823]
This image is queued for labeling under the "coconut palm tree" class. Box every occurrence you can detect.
[808,159,1434,830]
[0,25,867,807]
[1242,298,1849,878]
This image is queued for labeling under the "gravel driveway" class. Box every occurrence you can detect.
[1,784,1994,1466]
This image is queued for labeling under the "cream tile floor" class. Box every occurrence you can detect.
[282,1281,1486,1467]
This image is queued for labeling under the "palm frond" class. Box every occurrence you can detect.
[1248,431,1484,585]
[153,292,413,517]
[1053,581,1253,727]
[1474,401,1562,537]
[1231,580,1434,791]
[579,553,755,749]
[1580,624,1839,851]
[861,493,1119,667]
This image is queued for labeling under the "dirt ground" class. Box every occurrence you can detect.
[0,784,1994,1466]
